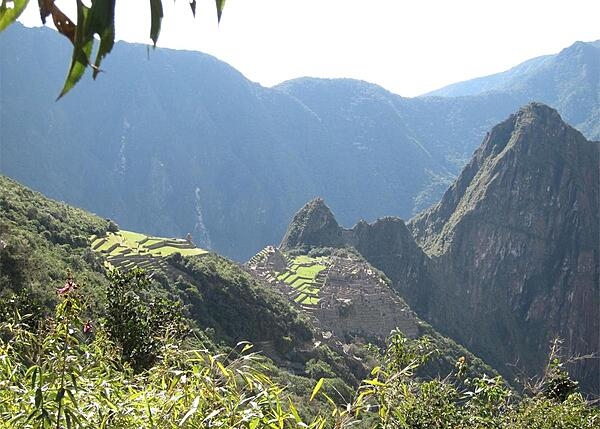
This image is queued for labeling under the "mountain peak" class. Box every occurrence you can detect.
[279,198,344,250]
[410,102,595,256]
[515,102,564,127]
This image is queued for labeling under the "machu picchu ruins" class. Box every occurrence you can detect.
[246,246,419,342]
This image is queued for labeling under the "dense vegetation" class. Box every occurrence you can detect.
[0,175,110,323]
[1,284,597,428]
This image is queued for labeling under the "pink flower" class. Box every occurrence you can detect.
[83,320,93,333]
[57,279,77,296]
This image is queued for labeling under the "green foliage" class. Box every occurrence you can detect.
[311,332,599,428]
[1,293,598,428]
[0,0,29,31]
[0,176,109,323]
[167,252,313,348]
[104,268,188,372]
[0,281,312,428]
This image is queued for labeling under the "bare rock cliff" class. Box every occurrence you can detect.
[409,103,599,393]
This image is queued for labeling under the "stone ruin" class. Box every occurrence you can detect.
[308,256,419,340]
[246,248,419,342]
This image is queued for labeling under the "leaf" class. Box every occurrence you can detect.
[38,0,51,23]
[58,0,117,97]
[89,0,116,79]
[56,387,65,403]
[215,0,225,23]
[189,0,196,17]
[47,1,76,44]
[34,387,42,408]
[310,378,325,402]
[364,378,386,387]
[149,0,163,46]
[0,0,30,32]
[288,400,302,423]
[58,0,92,99]
[179,396,200,426]
[25,365,38,388]
[216,361,230,377]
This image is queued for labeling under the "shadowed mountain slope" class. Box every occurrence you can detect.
[2,25,599,260]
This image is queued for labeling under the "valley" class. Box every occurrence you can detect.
[0,19,598,427]
[1,24,599,260]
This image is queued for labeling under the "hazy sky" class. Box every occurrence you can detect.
[19,0,600,97]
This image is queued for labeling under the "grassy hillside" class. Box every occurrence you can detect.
[0,175,365,404]
[0,175,110,320]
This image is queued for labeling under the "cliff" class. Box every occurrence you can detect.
[408,103,599,393]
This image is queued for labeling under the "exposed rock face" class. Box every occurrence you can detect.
[280,198,344,250]
[348,218,436,316]
[408,103,599,393]
[281,104,599,394]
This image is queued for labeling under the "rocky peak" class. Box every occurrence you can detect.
[279,198,344,250]
[410,103,593,255]
[407,103,599,393]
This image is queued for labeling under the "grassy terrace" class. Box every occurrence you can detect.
[90,230,207,271]
[276,255,327,306]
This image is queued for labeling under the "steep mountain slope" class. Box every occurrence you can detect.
[2,25,599,260]
[425,40,600,138]
[280,104,599,394]
[0,175,111,319]
[406,104,599,393]
[255,232,497,381]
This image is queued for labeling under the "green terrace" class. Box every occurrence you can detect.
[90,230,208,272]
[276,255,328,306]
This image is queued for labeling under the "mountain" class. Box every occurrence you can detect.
[407,103,599,393]
[249,244,496,382]
[280,104,599,394]
[279,198,345,250]
[425,40,600,138]
[1,24,599,261]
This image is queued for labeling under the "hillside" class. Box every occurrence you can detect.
[277,104,600,394]
[2,25,599,260]
[1,173,598,427]
[0,175,370,395]
[425,40,600,138]
[253,225,497,381]
[0,175,111,319]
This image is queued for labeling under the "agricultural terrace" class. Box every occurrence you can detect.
[276,255,328,306]
[90,230,207,272]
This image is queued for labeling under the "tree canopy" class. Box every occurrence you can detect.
[0,0,225,98]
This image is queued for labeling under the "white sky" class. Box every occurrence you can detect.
[18,0,600,97]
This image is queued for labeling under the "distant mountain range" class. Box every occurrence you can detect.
[1,23,598,260]
[279,103,599,394]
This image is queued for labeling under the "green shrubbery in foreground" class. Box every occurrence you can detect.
[1,272,597,428]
